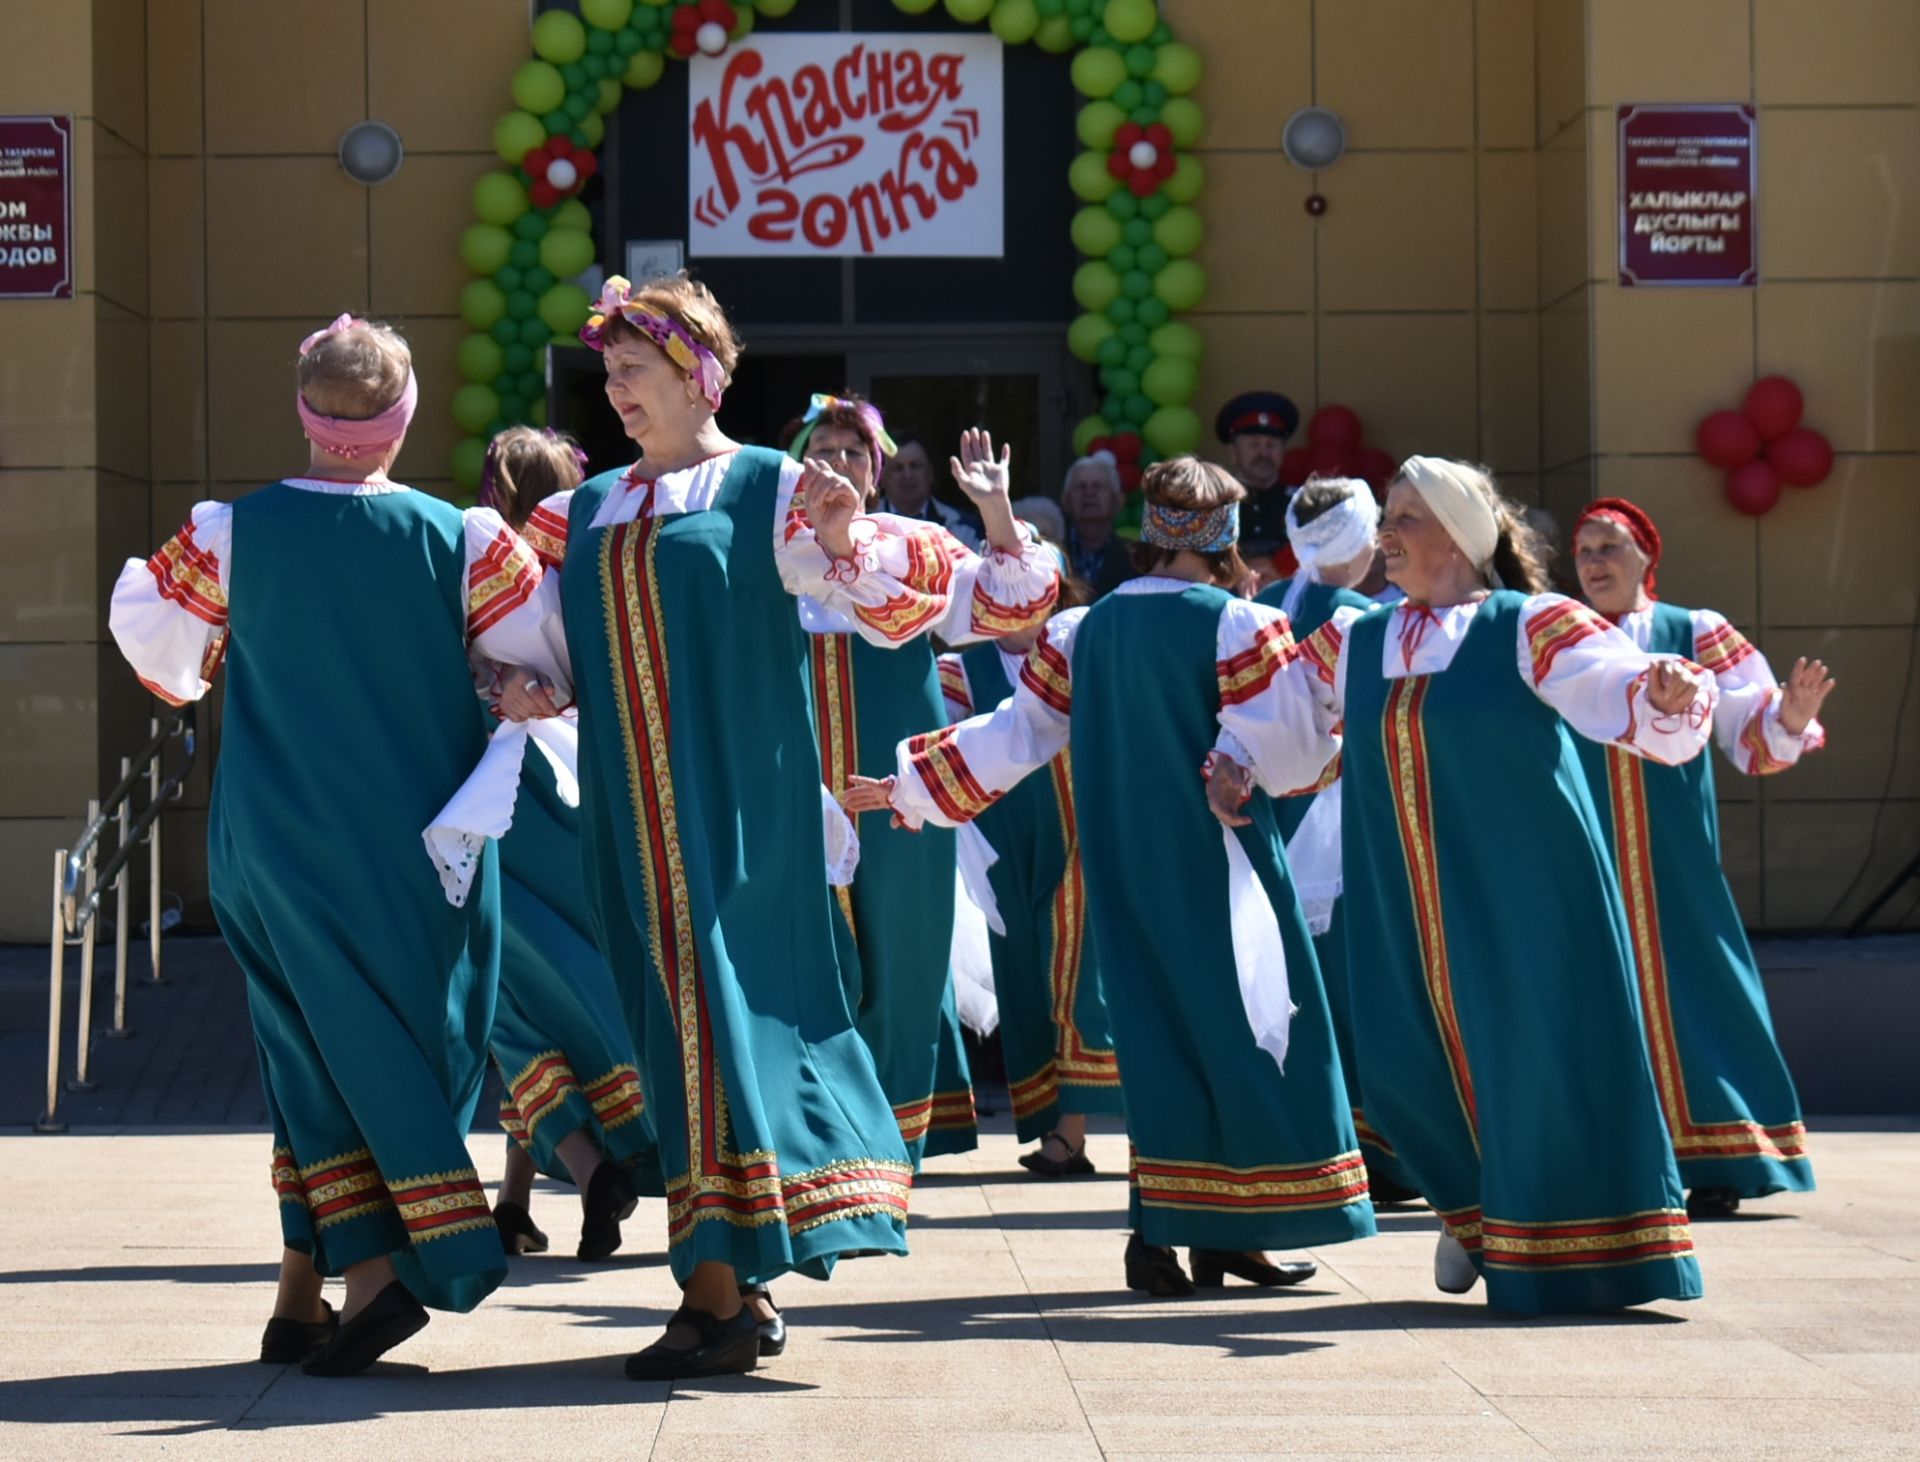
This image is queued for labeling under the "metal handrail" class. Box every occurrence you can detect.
[36,709,198,1134]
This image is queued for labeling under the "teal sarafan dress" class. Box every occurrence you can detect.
[1574,601,1822,1200]
[1256,576,1418,1196]
[941,645,1123,1143]
[491,731,663,1191]
[810,631,973,1164]
[483,447,1059,1284]
[107,479,540,1314]
[1247,591,1709,1313]
[890,580,1377,1254]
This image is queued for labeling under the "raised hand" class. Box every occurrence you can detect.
[801,459,863,561]
[949,427,1012,506]
[840,775,897,816]
[1778,656,1836,736]
[1647,659,1708,718]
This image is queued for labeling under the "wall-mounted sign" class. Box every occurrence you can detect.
[1618,103,1757,287]
[625,238,685,283]
[0,115,73,300]
[689,34,1003,259]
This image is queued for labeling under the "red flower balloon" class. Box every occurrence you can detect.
[1725,459,1783,517]
[1278,447,1313,488]
[1107,122,1177,198]
[1307,404,1363,452]
[1109,432,1143,464]
[523,135,596,209]
[1766,427,1834,488]
[1743,376,1804,442]
[1695,409,1761,469]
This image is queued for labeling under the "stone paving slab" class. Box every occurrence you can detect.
[2,1128,1918,1458]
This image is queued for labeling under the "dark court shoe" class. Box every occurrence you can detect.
[740,1283,787,1358]
[1018,1132,1096,1179]
[624,1305,760,1381]
[578,1162,639,1261]
[1366,1172,1423,1208]
[1190,1248,1318,1288]
[300,1282,428,1377]
[1124,1232,1194,1297]
[495,1200,550,1256]
[1687,1186,1742,1219]
[259,1299,336,1364]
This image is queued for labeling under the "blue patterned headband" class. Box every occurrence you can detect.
[1142,499,1240,553]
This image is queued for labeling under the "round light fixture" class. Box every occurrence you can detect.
[338,121,404,186]
[1282,107,1347,172]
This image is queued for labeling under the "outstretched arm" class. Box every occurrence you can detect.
[1522,595,1715,765]
[1691,610,1831,774]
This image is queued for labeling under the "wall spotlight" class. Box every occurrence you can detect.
[1282,107,1347,172]
[339,121,405,186]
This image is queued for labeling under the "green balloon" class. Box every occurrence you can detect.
[625,49,665,89]
[1073,260,1121,311]
[1102,367,1139,397]
[529,397,548,427]
[731,6,756,39]
[578,110,605,149]
[519,316,554,348]
[1105,189,1139,220]
[508,239,539,270]
[490,317,519,346]
[893,0,939,11]
[757,0,801,15]
[460,222,514,275]
[495,265,524,293]
[1109,242,1137,272]
[614,26,644,55]
[512,60,567,115]
[1130,106,1159,127]
[1113,79,1144,110]
[1126,44,1157,79]
[1165,154,1204,203]
[1096,335,1128,368]
[1150,320,1204,361]
[1123,218,1153,247]
[473,171,530,226]
[1137,243,1169,275]
[1070,46,1126,99]
[518,210,552,241]
[516,370,546,402]
[1119,320,1149,346]
[582,0,634,28]
[1034,15,1074,50]
[944,0,994,21]
[1153,259,1207,311]
[505,290,538,321]
[564,92,593,122]
[1143,80,1167,106]
[541,109,571,135]
[524,266,556,295]
[1072,415,1111,456]
[1143,405,1202,456]
[1068,14,1094,40]
[458,333,504,384]
[1068,311,1117,364]
[1069,150,1119,202]
[461,278,508,330]
[494,111,548,168]
[1134,296,1171,328]
[1151,204,1203,257]
[1142,355,1197,407]
[453,383,501,435]
[1123,392,1154,425]
[990,0,1040,43]
[539,282,593,336]
[532,9,588,63]
[1161,97,1204,149]
[451,436,489,493]
[596,78,624,114]
[582,53,611,81]
[498,394,526,425]
[540,226,596,278]
[1106,297,1136,325]
[1103,0,1156,44]
[1070,205,1123,257]
[503,342,535,373]
[1076,100,1125,150]
[1152,40,1201,94]
[1125,343,1154,373]
[1121,268,1152,299]
[1101,391,1126,422]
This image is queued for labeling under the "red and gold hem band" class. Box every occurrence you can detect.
[1132,1151,1370,1212]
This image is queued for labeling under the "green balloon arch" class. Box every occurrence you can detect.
[450,0,1209,495]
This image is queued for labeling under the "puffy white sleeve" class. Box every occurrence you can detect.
[108,502,233,705]
[1519,594,1715,767]
[1691,608,1826,774]
[774,457,1060,648]
[464,505,573,701]
[936,652,974,724]
[1213,600,1357,797]
[888,608,1085,829]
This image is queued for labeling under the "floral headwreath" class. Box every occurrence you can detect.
[1142,499,1240,554]
[786,392,899,474]
[579,275,727,411]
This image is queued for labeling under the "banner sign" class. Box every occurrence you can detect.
[1618,103,1758,287]
[0,115,73,300]
[689,34,1003,258]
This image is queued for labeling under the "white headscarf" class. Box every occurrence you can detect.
[1395,455,1502,584]
[1282,476,1379,620]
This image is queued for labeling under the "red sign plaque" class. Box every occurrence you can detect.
[1617,104,1757,288]
[0,114,74,300]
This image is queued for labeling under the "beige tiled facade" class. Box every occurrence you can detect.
[0,0,1914,937]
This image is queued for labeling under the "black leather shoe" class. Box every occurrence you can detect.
[1019,1133,1095,1179]
[579,1162,639,1261]
[740,1283,786,1357]
[495,1200,550,1256]
[624,1305,760,1381]
[1190,1248,1318,1288]
[1366,1171,1423,1208]
[1687,1186,1742,1219]
[1124,1233,1194,1296]
[259,1299,336,1364]
[301,1282,428,1377]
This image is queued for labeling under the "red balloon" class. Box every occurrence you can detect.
[1306,404,1363,452]
[1743,376,1804,441]
[1308,444,1354,479]
[1110,432,1143,463]
[1695,409,1761,469]
[1354,446,1398,491]
[1117,462,1143,492]
[1278,448,1313,487]
[1725,459,1783,517]
[1767,427,1834,488]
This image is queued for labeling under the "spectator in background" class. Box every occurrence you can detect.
[1061,451,1136,599]
[1214,391,1301,583]
[879,433,983,549]
[1012,494,1066,550]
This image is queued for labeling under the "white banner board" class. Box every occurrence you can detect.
[688,33,1003,258]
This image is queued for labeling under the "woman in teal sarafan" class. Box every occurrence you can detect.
[1205,455,1716,1316]
[1572,497,1833,1218]
[109,317,551,1375]
[479,275,1058,1380]
[851,458,1376,1299]
[1253,475,1420,1204]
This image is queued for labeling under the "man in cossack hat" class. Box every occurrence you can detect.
[1214,390,1301,581]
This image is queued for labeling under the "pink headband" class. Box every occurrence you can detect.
[295,313,418,460]
[579,275,727,411]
